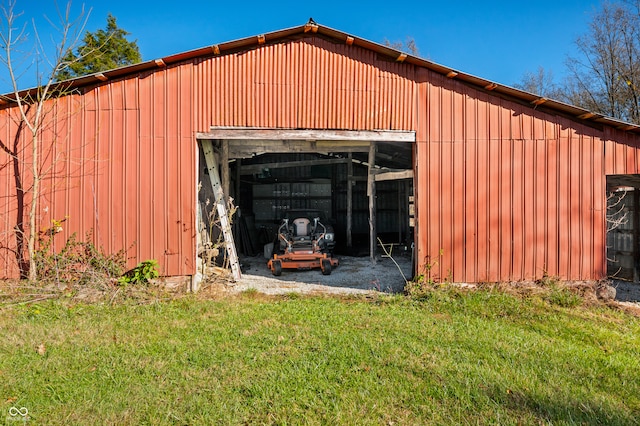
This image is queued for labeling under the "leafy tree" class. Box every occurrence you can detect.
[56,13,141,81]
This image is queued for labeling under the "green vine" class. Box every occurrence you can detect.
[118,260,160,286]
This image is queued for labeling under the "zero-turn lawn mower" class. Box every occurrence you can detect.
[267,210,339,276]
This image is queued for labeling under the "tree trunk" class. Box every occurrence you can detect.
[28,131,39,281]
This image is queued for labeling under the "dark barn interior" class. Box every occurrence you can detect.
[197,136,414,264]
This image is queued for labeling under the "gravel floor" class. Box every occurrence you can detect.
[232,253,413,295]
[611,280,640,305]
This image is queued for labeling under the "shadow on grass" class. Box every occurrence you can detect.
[487,385,636,425]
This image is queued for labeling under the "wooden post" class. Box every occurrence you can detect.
[368,142,376,264]
[405,179,412,246]
[221,139,230,200]
[347,152,353,249]
[234,158,241,205]
[398,180,403,243]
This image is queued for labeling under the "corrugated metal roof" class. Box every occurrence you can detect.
[2,20,639,134]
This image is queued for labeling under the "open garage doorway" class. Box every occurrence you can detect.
[196,128,416,292]
[606,175,640,281]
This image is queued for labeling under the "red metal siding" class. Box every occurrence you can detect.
[0,74,197,278]
[193,38,417,131]
[0,37,418,278]
[4,34,640,282]
[415,71,619,283]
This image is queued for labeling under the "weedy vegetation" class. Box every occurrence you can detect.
[117,260,160,286]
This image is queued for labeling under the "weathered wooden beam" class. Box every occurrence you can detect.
[198,128,416,142]
[374,170,414,182]
[239,158,350,174]
[227,140,372,158]
[350,168,409,182]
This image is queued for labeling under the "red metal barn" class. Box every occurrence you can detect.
[2,21,640,285]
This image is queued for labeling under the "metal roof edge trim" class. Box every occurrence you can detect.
[3,21,639,134]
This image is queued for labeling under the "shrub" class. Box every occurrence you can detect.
[34,230,128,285]
[118,260,160,286]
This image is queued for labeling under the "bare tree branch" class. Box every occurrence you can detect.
[0,0,89,280]
[563,2,640,123]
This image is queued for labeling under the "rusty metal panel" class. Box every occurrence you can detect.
[474,101,490,280]
[605,129,637,172]
[545,137,560,277]
[0,69,197,278]
[614,138,626,174]
[498,137,513,280]
[557,134,571,278]
[583,135,596,278]
[567,133,583,280]
[522,137,536,278]
[533,138,548,276]
[87,109,108,254]
[593,135,606,278]
[512,139,524,279]
[415,72,614,283]
[7,32,640,283]
[195,38,416,131]
[0,24,624,279]
[463,98,478,280]
[0,115,20,277]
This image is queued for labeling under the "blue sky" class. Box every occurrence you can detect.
[2,0,601,93]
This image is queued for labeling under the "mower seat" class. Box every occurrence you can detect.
[293,218,311,237]
[290,218,313,250]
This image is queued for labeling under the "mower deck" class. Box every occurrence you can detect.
[268,251,339,276]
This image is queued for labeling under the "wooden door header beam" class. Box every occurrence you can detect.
[223,139,375,158]
[197,128,416,142]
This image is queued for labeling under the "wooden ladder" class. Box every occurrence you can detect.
[201,140,242,280]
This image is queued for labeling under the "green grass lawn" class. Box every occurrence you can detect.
[1,288,639,425]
